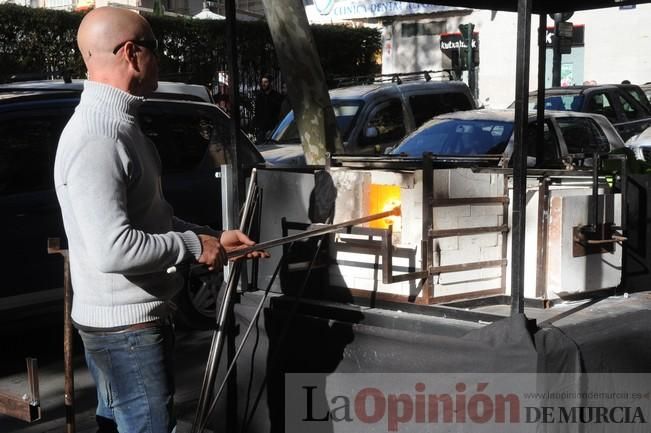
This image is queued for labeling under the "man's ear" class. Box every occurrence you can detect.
[123,42,141,72]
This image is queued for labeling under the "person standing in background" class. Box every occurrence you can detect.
[254,73,283,144]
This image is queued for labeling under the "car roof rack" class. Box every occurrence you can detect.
[329,69,458,88]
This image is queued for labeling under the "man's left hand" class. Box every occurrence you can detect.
[221,230,270,261]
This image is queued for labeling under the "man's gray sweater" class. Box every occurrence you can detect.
[54,81,210,328]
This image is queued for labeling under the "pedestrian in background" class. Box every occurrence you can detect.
[279,81,292,120]
[254,73,283,144]
[54,7,267,433]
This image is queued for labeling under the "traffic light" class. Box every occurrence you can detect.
[458,23,475,41]
[458,46,469,70]
[457,23,477,71]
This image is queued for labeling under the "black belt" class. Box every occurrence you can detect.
[77,317,171,334]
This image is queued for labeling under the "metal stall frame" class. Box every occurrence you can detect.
[321,0,646,314]
[328,153,628,310]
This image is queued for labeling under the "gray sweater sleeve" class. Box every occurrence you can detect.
[64,136,202,275]
[172,216,222,238]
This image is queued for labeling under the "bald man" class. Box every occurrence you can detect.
[54,7,265,433]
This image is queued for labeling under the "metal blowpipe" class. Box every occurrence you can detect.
[167,205,401,274]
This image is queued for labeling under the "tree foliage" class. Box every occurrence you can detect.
[0,4,381,85]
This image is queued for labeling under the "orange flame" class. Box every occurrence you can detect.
[367,184,401,229]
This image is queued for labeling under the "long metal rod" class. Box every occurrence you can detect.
[535,177,551,299]
[225,206,401,260]
[423,155,434,300]
[591,154,600,232]
[63,252,75,433]
[191,172,258,433]
[510,0,532,315]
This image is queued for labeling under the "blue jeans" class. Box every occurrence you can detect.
[79,322,176,433]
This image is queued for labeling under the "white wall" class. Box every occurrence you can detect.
[466,9,523,108]
[577,5,651,85]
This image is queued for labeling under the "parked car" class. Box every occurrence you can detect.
[258,80,476,166]
[640,83,651,104]
[0,80,263,327]
[389,109,625,168]
[513,84,651,142]
[0,79,215,103]
[625,126,651,162]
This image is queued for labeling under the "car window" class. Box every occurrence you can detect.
[270,102,363,144]
[359,99,406,147]
[557,117,610,154]
[142,101,263,171]
[392,118,513,156]
[586,92,617,122]
[409,93,473,127]
[526,121,560,166]
[0,111,71,196]
[526,94,583,111]
[139,107,212,174]
[618,93,646,120]
[624,87,651,111]
[544,95,581,111]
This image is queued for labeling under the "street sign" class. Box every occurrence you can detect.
[558,22,573,38]
[560,38,572,54]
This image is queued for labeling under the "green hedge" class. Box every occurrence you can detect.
[0,4,381,85]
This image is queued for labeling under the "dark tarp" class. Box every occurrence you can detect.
[221,293,651,432]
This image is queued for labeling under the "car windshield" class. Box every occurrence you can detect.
[270,101,363,143]
[391,118,513,156]
[525,94,584,111]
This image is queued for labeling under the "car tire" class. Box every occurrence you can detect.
[173,266,224,330]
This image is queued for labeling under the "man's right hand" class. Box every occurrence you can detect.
[198,234,228,271]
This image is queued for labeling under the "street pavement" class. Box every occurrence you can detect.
[0,321,217,433]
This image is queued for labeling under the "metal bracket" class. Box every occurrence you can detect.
[47,237,76,433]
[572,224,623,257]
[0,358,41,422]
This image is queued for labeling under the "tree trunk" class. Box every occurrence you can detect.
[261,0,343,164]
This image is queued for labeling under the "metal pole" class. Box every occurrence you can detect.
[620,155,628,292]
[225,0,241,224]
[423,155,434,300]
[592,154,600,232]
[467,32,474,99]
[47,238,74,431]
[552,17,561,87]
[224,6,242,428]
[535,177,551,299]
[510,0,532,315]
[536,13,547,165]
[63,252,75,433]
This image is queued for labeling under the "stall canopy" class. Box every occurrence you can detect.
[410,0,649,13]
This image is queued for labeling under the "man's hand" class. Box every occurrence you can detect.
[220,230,270,261]
[198,231,269,271]
[198,234,228,271]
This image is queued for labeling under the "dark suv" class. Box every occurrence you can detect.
[258,80,476,166]
[0,81,263,324]
[520,84,651,141]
